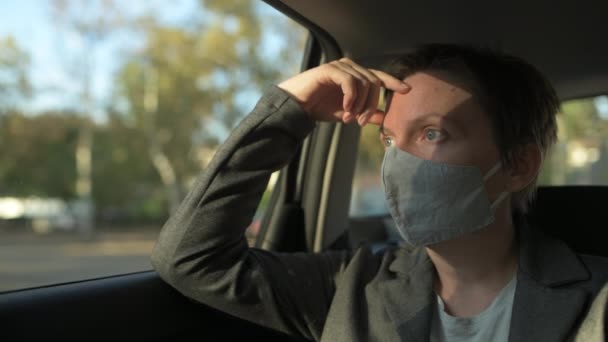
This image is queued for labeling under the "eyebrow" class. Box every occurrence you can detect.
[380,112,465,137]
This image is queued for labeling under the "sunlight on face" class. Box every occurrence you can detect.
[380,71,500,172]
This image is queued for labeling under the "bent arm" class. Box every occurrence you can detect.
[151,86,351,340]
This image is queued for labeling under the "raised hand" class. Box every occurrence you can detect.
[278,58,410,126]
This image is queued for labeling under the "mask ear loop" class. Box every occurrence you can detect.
[483,162,502,181]
[490,191,510,210]
[482,162,510,210]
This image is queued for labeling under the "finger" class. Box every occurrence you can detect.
[341,60,383,88]
[351,77,370,117]
[339,59,385,121]
[342,111,358,124]
[327,66,358,113]
[332,62,369,115]
[369,69,411,93]
[366,110,386,125]
[358,83,381,126]
[342,64,384,125]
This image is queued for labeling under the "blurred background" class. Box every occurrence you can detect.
[0,0,307,292]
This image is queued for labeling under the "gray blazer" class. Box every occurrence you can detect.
[151,86,608,341]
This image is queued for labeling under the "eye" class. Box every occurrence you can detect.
[423,129,443,142]
[382,136,394,147]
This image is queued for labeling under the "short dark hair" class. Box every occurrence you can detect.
[384,44,559,213]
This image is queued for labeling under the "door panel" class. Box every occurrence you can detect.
[0,272,308,341]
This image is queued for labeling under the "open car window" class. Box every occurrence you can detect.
[0,0,308,293]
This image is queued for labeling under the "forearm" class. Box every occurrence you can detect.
[150,85,345,338]
[151,85,314,278]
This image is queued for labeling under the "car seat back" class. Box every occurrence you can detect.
[525,186,608,257]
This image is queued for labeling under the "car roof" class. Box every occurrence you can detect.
[277,0,608,100]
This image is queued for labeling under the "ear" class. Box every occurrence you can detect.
[506,144,542,192]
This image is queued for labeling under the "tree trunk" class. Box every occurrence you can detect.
[148,142,181,215]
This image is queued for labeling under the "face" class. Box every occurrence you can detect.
[380,71,508,200]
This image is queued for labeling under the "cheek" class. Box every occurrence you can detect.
[429,130,501,168]
[484,169,510,201]
[427,143,472,165]
[456,115,501,166]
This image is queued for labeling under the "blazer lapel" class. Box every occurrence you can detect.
[509,226,591,341]
[509,273,588,341]
[377,247,436,342]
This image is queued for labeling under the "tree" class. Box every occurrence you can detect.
[91,112,165,222]
[112,0,306,214]
[0,36,31,109]
[0,0,307,223]
[0,111,84,198]
[51,0,124,236]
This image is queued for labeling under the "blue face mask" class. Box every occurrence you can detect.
[381,146,509,247]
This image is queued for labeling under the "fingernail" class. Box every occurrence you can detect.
[400,82,411,90]
[358,113,367,126]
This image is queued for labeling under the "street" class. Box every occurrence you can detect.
[0,228,159,292]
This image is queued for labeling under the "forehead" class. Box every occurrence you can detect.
[385,71,481,121]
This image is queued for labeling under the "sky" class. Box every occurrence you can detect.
[0,0,198,116]
[0,0,297,125]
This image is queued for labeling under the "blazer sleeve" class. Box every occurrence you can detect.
[151,85,352,341]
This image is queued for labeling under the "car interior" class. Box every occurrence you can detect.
[1,0,607,340]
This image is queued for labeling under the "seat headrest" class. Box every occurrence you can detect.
[525,186,608,257]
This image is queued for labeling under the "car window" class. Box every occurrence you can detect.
[538,96,608,185]
[350,95,608,217]
[0,0,308,293]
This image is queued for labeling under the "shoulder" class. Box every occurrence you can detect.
[580,254,608,270]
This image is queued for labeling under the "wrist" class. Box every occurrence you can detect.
[277,82,314,115]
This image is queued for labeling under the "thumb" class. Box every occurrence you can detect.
[366,110,386,126]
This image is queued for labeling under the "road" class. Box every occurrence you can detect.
[0,228,159,292]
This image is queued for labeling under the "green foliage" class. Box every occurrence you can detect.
[0,111,81,198]
[108,0,306,215]
[357,123,385,172]
[0,1,307,223]
[539,97,608,185]
[0,37,31,107]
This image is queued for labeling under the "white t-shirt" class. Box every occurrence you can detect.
[430,275,517,342]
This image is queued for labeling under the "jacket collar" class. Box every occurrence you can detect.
[508,224,591,341]
[378,246,435,342]
[516,222,590,286]
[376,224,591,341]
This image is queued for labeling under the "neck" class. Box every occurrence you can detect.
[426,207,519,316]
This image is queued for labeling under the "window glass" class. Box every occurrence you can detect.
[0,0,308,292]
[538,96,608,185]
[350,95,608,218]
[350,123,388,217]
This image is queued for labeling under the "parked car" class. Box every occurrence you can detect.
[0,197,76,233]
